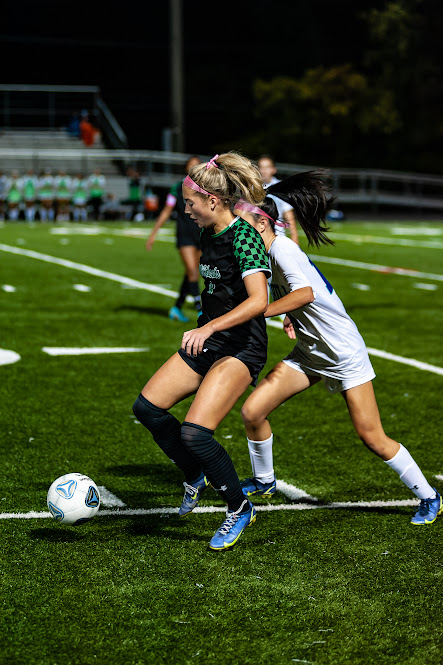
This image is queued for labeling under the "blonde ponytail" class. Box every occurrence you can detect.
[188,151,266,205]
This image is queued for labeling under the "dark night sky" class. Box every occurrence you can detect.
[0,0,411,156]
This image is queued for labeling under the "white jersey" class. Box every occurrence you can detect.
[269,235,375,391]
[264,177,293,237]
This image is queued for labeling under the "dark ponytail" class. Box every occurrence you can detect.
[266,170,335,247]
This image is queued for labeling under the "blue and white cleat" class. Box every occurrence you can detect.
[179,473,210,517]
[169,306,189,323]
[241,476,276,498]
[411,490,442,525]
[209,499,256,551]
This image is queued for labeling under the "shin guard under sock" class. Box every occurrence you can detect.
[133,394,201,479]
[181,421,245,511]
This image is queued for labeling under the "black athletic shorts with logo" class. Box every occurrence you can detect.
[177,344,265,386]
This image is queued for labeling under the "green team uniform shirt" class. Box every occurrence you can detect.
[197,216,271,362]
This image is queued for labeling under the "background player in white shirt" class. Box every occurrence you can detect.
[257,154,299,244]
[234,171,442,526]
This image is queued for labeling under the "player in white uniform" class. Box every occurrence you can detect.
[234,171,442,526]
[258,154,298,244]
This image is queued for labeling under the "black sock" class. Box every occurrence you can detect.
[181,421,246,511]
[188,281,202,311]
[175,276,189,309]
[133,394,201,480]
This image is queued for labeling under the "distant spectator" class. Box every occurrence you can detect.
[66,111,81,139]
[121,167,143,220]
[0,171,10,221]
[143,186,160,220]
[6,171,23,221]
[54,169,72,221]
[22,168,38,222]
[80,111,100,147]
[101,192,123,221]
[38,169,55,222]
[71,173,89,222]
[87,167,106,220]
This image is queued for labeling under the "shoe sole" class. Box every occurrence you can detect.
[208,515,256,551]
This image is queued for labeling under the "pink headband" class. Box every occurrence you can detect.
[235,198,275,221]
[183,174,219,198]
[206,154,219,169]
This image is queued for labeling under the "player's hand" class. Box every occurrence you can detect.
[283,316,296,339]
[182,324,214,356]
[145,234,156,251]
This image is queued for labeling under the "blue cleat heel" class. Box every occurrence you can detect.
[411,489,442,525]
[241,476,276,498]
[179,473,210,516]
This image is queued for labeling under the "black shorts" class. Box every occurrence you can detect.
[177,345,265,386]
[176,217,201,249]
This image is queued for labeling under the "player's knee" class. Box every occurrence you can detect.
[241,401,264,428]
[133,393,164,429]
[181,422,217,461]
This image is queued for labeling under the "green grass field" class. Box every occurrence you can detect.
[0,218,442,665]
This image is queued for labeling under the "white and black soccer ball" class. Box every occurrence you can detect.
[47,472,100,526]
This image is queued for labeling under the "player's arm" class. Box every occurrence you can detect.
[146,200,175,251]
[181,271,268,356]
[265,287,314,319]
[283,209,299,244]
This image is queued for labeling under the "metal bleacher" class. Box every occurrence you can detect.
[1,84,443,215]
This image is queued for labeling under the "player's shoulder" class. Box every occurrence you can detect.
[233,217,262,242]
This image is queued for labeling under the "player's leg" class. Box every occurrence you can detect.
[133,352,205,484]
[179,245,201,311]
[342,381,441,524]
[182,356,257,548]
[240,361,320,495]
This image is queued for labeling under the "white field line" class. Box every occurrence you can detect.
[97,486,126,508]
[328,232,443,250]
[266,320,443,376]
[0,499,420,521]
[42,347,150,356]
[276,479,318,501]
[308,253,443,282]
[1,243,443,376]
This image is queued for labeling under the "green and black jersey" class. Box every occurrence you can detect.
[197,216,271,360]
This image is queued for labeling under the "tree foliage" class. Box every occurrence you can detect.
[233,0,443,173]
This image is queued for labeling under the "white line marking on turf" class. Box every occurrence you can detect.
[276,480,318,502]
[391,227,442,236]
[0,499,421,521]
[73,284,91,292]
[0,243,180,298]
[365,347,443,376]
[309,253,443,282]
[97,487,126,508]
[266,320,443,376]
[328,232,443,249]
[351,283,371,291]
[42,347,150,356]
[0,349,21,366]
[2,244,442,375]
[2,284,16,292]
[435,475,443,482]
[413,282,438,290]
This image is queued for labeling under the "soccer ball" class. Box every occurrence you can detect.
[47,472,100,526]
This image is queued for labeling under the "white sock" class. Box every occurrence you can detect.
[248,435,275,484]
[384,443,435,499]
